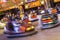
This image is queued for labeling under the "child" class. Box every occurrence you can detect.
[6,21,14,31]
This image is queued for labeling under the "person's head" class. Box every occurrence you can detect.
[3,17,8,22]
[51,8,57,14]
[8,12,11,16]
[12,14,14,16]
[30,11,32,14]
[15,19,19,22]
[15,15,17,17]
[33,10,35,13]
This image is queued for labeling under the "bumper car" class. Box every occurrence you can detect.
[29,11,38,22]
[28,15,38,26]
[4,21,37,38]
[29,15,38,22]
[41,14,59,29]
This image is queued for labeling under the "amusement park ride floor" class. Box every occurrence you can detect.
[0,14,60,40]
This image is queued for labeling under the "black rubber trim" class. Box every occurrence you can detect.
[5,30,37,38]
[31,19,38,22]
[4,29,34,34]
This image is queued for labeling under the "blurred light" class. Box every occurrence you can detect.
[41,10,45,13]
[41,1,44,5]
[28,22,31,24]
[31,26,34,29]
[48,22,53,23]
[20,2,23,5]
[26,28,31,31]
[54,0,60,2]
[42,18,46,20]
[48,17,51,19]
[33,10,35,13]
[25,5,28,9]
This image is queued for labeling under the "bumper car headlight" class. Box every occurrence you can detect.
[26,26,35,31]
[26,28,31,31]
[31,26,34,29]
[28,22,31,24]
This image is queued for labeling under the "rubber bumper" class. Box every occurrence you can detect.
[30,19,38,22]
[5,30,37,38]
[41,23,60,30]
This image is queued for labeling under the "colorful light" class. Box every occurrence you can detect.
[31,26,34,29]
[26,28,31,31]
[28,22,31,24]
